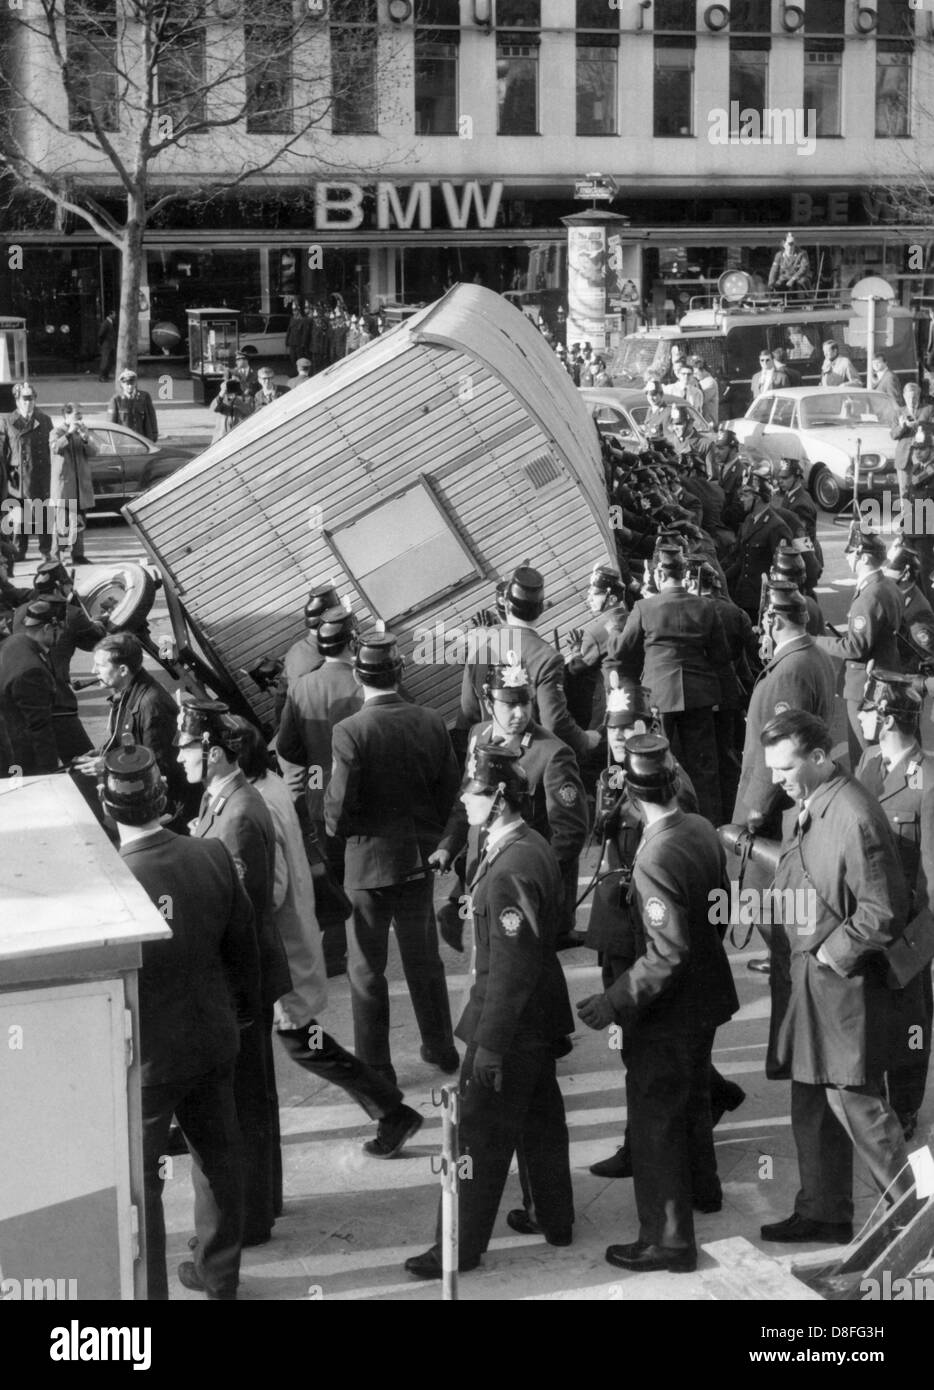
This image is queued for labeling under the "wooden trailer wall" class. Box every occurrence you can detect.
[125,285,615,728]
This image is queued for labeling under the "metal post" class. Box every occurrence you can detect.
[866,296,877,388]
[439,1085,460,1302]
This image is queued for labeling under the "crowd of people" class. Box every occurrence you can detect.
[3,340,934,1299]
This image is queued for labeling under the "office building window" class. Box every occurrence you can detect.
[66,0,118,132]
[246,6,293,134]
[804,43,842,136]
[415,0,460,135]
[496,0,540,135]
[654,0,696,29]
[331,0,378,135]
[654,39,695,137]
[804,0,845,32]
[576,0,619,136]
[728,0,771,31]
[729,40,769,131]
[877,0,914,37]
[876,45,911,137]
[158,17,207,133]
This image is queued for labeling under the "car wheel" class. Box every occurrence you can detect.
[810,465,842,512]
[80,564,157,631]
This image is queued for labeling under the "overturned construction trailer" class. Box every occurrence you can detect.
[124,284,614,730]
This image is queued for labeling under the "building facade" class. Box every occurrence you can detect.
[0,0,931,363]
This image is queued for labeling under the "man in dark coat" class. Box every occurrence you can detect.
[103,738,256,1300]
[773,457,823,582]
[406,745,574,1279]
[884,545,934,672]
[724,464,794,622]
[609,544,732,825]
[854,675,934,1142]
[564,564,628,730]
[815,528,902,767]
[460,565,601,766]
[0,599,62,775]
[891,383,932,506]
[324,634,460,1081]
[0,383,55,559]
[577,733,739,1274]
[178,699,291,1248]
[759,710,913,1244]
[109,368,159,442]
[97,311,116,380]
[278,583,340,712]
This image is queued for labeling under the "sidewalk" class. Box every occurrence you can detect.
[22,369,240,445]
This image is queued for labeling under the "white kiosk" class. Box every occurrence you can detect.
[0,775,170,1300]
[0,315,28,413]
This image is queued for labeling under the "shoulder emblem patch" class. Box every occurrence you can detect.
[557,782,578,806]
[645,896,667,926]
[499,908,523,937]
[774,701,790,715]
[851,615,868,633]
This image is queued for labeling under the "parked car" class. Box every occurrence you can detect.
[238,312,292,357]
[725,386,900,511]
[579,386,714,451]
[83,420,200,510]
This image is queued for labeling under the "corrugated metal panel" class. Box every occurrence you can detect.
[126,286,615,728]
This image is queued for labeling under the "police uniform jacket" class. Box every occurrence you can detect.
[14,600,103,716]
[109,390,158,442]
[772,772,908,1086]
[815,569,903,701]
[194,769,292,1009]
[283,632,324,689]
[324,691,460,890]
[727,505,794,613]
[276,659,362,816]
[0,408,53,501]
[0,630,58,773]
[461,624,598,762]
[710,593,758,708]
[456,821,573,1053]
[566,602,628,727]
[102,668,187,809]
[439,720,588,873]
[854,743,934,896]
[609,586,732,713]
[898,583,934,670]
[732,634,837,828]
[604,809,739,1037]
[120,830,259,1086]
[780,482,822,567]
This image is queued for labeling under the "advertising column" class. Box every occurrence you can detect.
[562,209,638,353]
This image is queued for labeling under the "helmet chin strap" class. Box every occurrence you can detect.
[483,782,507,830]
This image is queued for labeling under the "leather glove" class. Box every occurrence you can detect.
[472,1046,503,1091]
[745,811,764,836]
[577,993,616,1031]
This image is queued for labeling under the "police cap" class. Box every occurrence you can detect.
[98,734,167,826]
[316,606,356,656]
[622,733,677,800]
[304,584,341,630]
[462,742,529,798]
[353,632,403,686]
[504,566,545,621]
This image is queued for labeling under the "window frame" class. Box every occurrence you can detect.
[653,37,696,139]
[414,1,461,137]
[66,0,119,134]
[330,1,379,136]
[245,13,294,136]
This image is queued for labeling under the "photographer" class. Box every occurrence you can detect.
[50,403,98,564]
[210,373,252,444]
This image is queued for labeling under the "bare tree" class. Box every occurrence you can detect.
[0,0,412,369]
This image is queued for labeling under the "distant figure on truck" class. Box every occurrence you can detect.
[767,232,812,293]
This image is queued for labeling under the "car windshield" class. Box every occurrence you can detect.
[608,337,668,384]
[799,392,898,430]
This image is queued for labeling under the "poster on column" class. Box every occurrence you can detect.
[567,225,608,350]
[607,234,643,333]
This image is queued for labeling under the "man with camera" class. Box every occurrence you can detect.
[50,403,98,563]
[210,373,253,444]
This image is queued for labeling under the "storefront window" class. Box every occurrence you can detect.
[331,0,378,135]
[654,41,695,138]
[576,1,619,137]
[147,248,264,351]
[414,1,460,135]
[66,0,118,133]
[496,1,540,135]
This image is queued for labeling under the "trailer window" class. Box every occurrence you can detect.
[327,479,480,623]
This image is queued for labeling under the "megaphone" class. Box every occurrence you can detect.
[718,823,782,876]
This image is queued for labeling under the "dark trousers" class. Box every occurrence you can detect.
[790,1078,912,1225]
[10,502,53,560]
[347,877,454,1070]
[661,708,722,826]
[142,1062,242,1300]
[276,1018,403,1120]
[887,965,933,1120]
[434,1040,573,1262]
[623,1028,718,1252]
[233,1012,281,1240]
[713,707,742,821]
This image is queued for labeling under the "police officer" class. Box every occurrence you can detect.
[725,463,794,623]
[324,633,460,1081]
[884,544,934,672]
[610,543,732,826]
[564,563,629,730]
[280,583,341,699]
[815,528,902,768]
[177,699,291,1248]
[277,606,361,975]
[0,599,62,775]
[854,673,933,1142]
[577,734,739,1273]
[773,457,822,583]
[770,540,824,635]
[433,655,588,949]
[406,745,574,1279]
[103,737,255,1300]
[109,368,158,442]
[460,566,601,766]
